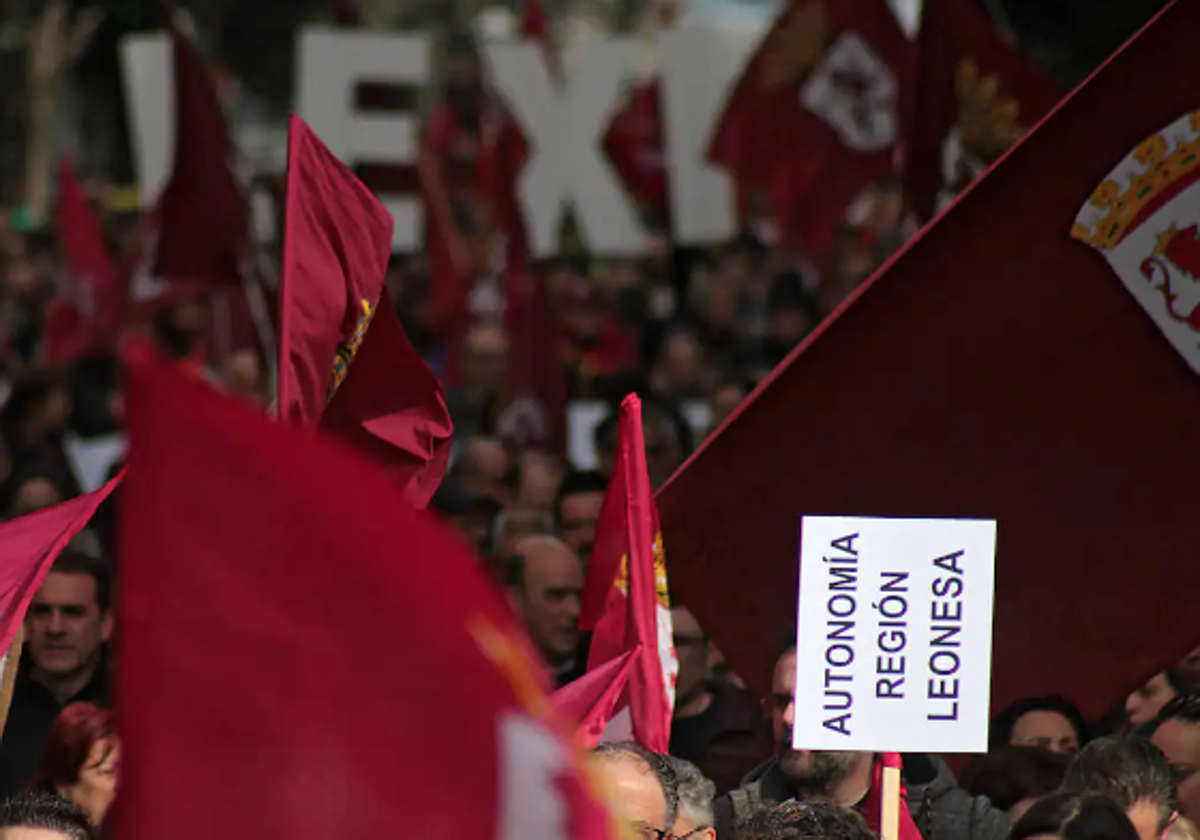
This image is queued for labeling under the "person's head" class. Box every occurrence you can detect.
[4,469,68,519]
[1063,737,1176,840]
[460,325,508,393]
[1152,696,1200,821]
[736,800,876,840]
[26,553,112,685]
[4,370,71,440]
[765,646,859,795]
[589,742,678,839]
[1130,672,1197,728]
[672,606,712,714]
[0,791,93,840]
[991,696,1089,756]
[555,470,608,562]
[31,704,117,826]
[503,536,582,666]
[517,451,561,512]
[655,328,705,397]
[766,271,819,348]
[669,757,715,840]
[430,482,499,556]
[710,379,749,431]
[1013,792,1141,840]
[960,745,1072,819]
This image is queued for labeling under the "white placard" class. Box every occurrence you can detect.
[793,516,997,753]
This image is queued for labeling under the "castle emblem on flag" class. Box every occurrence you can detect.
[612,532,672,610]
[1072,110,1200,372]
[326,296,376,403]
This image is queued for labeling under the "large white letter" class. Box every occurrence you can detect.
[295,29,428,252]
[485,41,644,257]
[661,25,759,245]
[121,33,172,204]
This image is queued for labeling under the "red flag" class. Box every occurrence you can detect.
[279,116,452,507]
[603,80,669,217]
[659,0,1200,717]
[708,0,911,253]
[0,473,122,654]
[904,0,1060,220]
[277,114,393,428]
[45,159,123,365]
[116,343,614,840]
[553,647,639,749]
[582,396,677,753]
[153,4,249,288]
[321,289,453,509]
[522,0,561,80]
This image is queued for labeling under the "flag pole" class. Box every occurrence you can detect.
[880,763,901,840]
[0,628,25,738]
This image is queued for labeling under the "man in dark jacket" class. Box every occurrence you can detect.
[713,646,1010,840]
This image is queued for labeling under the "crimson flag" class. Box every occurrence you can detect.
[582,396,677,753]
[603,80,669,218]
[278,114,393,429]
[116,343,614,840]
[904,0,1060,220]
[45,159,122,365]
[279,115,452,508]
[322,289,453,509]
[0,473,122,655]
[659,0,1200,718]
[708,0,911,253]
[153,3,248,288]
[553,648,639,749]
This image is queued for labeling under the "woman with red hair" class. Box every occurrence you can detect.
[30,702,119,826]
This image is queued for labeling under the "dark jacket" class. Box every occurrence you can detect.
[714,753,1010,840]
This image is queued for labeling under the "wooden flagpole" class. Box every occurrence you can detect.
[880,763,902,840]
[0,628,26,738]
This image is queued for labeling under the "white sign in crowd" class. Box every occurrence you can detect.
[793,515,997,754]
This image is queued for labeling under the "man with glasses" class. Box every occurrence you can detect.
[669,756,717,840]
[715,644,1008,840]
[591,742,679,840]
[669,606,773,794]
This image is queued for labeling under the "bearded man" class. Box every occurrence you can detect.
[713,645,1010,840]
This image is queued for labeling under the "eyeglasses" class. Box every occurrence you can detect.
[632,824,711,840]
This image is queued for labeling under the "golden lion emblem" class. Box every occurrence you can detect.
[326,297,376,404]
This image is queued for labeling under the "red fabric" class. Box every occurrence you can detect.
[522,0,559,77]
[603,80,669,217]
[115,342,613,840]
[904,0,1060,220]
[153,5,248,288]
[709,0,911,254]
[553,647,640,748]
[860,754,923,840]
[321,289,453,509]
[278,116,451,507]
[583,396,674,753]
[46,159,122,365]
[657,0,1200,718]
[277,115,393,429]
[0,473,122,654]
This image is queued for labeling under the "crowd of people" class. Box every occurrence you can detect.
[0,5,1198,836]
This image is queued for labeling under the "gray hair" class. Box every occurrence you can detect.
[670,756,716,829]
[591,742,680,828]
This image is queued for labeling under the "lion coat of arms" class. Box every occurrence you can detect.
[1072,110,1200,371]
